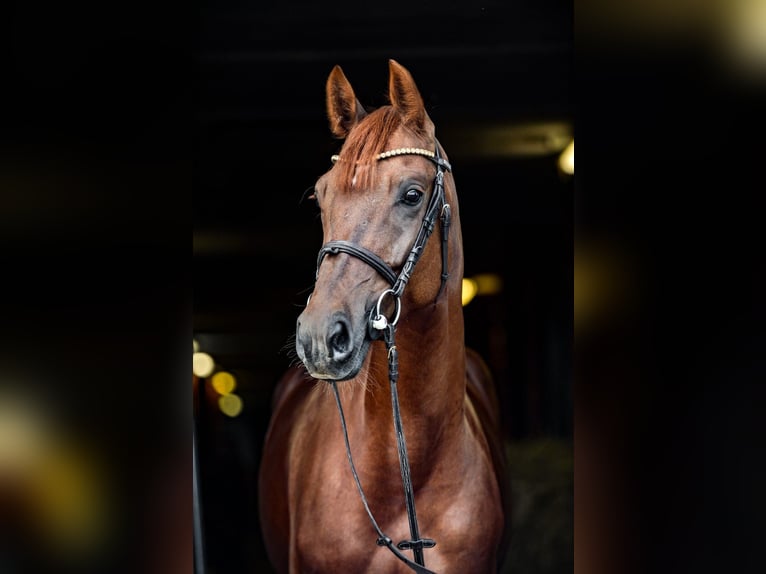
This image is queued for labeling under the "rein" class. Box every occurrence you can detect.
[316,144,451,573]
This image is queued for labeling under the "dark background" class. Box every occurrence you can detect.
[194,1,573,573]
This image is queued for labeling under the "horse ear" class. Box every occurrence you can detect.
[326,65,367,138]
[387,59,432,135]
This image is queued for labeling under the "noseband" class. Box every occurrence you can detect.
[313,143,452,574]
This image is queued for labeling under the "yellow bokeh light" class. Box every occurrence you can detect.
[32,445,109,557]
[558,139,574,175]
[0,394,50,472]
[461,274,502,306]
[461,278,478,306]
[218,394,243,418]
[473,273,503,296]
[211,371,236,395]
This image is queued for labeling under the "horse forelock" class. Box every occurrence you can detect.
[335,106,430,193]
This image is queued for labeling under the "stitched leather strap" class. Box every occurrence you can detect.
[317,240,397,286]
[383,326,430,567]
[330,378,437,574]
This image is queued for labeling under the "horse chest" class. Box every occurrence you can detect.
[291,488,501,574]
[286,421,502,574]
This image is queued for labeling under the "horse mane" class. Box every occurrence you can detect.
[334,105,428,194]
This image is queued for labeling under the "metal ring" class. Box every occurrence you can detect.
[375,289,401,327]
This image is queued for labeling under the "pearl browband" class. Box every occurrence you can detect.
[330,147,437,164]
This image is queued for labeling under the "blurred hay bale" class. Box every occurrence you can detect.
[500,438,573,574]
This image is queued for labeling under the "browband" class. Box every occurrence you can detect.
[331,147,451,171]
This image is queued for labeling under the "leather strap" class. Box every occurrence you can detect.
[331,376,437,574]
[437,204,451,298]
[317,240,397,286]
[382,326,434,567]
[390,149,448,298]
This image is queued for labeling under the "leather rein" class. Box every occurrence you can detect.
[314,143,451,574]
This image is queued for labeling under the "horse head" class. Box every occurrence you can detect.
[295,59,461,381]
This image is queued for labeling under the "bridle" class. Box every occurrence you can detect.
[314,142,452,574]
[318,144,452,303]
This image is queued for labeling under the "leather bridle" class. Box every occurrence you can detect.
[317,144,452,305]
[314,142,452,574]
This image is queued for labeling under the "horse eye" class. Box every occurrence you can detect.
[402,188,424,206]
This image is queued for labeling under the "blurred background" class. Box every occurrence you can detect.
[194,1,573,573]
[576,2,766,574]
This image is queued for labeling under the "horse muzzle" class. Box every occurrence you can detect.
[295,309,370,381]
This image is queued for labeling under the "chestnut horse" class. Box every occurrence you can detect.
[259,60,508,574]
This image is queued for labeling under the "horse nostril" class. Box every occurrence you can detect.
[328,318,352,361]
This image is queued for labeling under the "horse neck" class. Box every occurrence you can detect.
[346,171,466,475]
[365,174,465,449]
[354,282,467,473]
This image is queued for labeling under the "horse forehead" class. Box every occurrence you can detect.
[324,166,393,205]
[385,125,431,148]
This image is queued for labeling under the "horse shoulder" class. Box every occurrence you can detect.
[464,348,504,468]
[463,346,513,570]
[424,432,504,574]
[465,347,501,428]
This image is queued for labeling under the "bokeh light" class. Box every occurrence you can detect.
[218,394,243,418]
[192,352,215,378]
[473,273,503,296]
[211,371,236,395]
[559,139,574,175]
[461,278,478,306]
